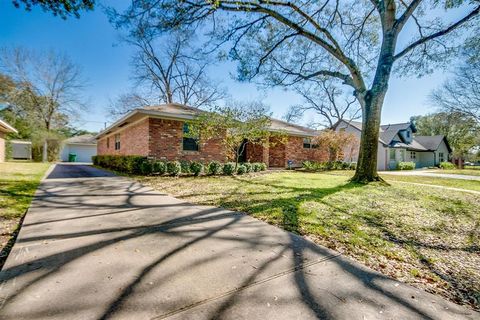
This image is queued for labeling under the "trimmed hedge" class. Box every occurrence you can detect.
[397,161,416,170]
[152,161,166,175]
[237,164,247,175]
[302,160,356,172]
[190,161,203,176]
[223,162,236,175]
[93,155,268,177]
[92,155,147,174]
[440,161,455,169]
[167,161,182,176]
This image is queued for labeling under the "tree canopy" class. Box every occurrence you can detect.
[112,0,480,182]
[12,0,94,18]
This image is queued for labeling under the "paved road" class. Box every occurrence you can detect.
[381,170,480,181]
[0,164,477,320]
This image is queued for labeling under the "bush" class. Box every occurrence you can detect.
[237,164,247,175]
[152,161,166,175]
[190,161,204,176]
[259,162,267,171]
[208,161,223,175]
[243,162,252,173]
[93,155,147,173]
[349,162,357,170]
[223,162,236,175]
[180,160,191,174]
[440,161,455,169]
[252,162,262,172]
[397,161,416,170]
[140,161,153,175]
[167,161,181,176]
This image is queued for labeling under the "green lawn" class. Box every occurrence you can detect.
[428,169,480,177]
[382,174,480,192]
[0,161,50,268]
[139,171,480,310]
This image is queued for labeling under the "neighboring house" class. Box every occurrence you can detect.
[334,120,452,170]
[96,103,328,167]
[10,140,32,160]
[60,134,97,163]
[0,119,17,162]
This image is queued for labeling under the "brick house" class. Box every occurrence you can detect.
[96,104,328,167]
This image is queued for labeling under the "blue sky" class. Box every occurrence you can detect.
[0,1,455,132]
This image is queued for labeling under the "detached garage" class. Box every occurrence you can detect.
[60,134,97,163]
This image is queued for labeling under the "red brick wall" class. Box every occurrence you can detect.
[285,136,328,167]
[148,118,226,162]
[97,118,150,156]
[269,137,286,167]
[245,142,269,163]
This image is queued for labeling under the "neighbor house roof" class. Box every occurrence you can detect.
[96,103,317,138]
[335,119,450,152]
[0,118,17,134]
[414,135,452,153]
[64,134,97,145]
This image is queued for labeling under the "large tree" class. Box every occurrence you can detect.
[430,59,480,123]
[0,47,87,161]
[12,0,94,18]
[107,15,226,118]
[113,0,480,182]
[284,78,360,128]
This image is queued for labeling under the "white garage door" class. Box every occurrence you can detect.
[61,144,97,163]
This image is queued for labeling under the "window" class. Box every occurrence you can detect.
[389,149,396,160]
[439,152,444,162]
[303,138,312,149]
[114,134,121,150]
[410,151,416,160]
[183,123,199,151]
[406,130,410,138]
[107,137,110,149]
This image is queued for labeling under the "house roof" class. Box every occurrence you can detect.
[337,119,450,152]
[0,118,17,134]
[414,135,452,153]
[64,134,97,145]
[96,103,317,138]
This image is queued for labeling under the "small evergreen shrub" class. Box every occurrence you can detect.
[152,161,166,175]
[259,162,267,171]
[140,161,153,175]
[243,162,252,173]
[190,161,204,176]
[440,161,455,169]
[180,160,191,174]
[167,161,181,176]
[349,162,357,170]
[223,162,236,175]
[208,161,222,175]
[237,164,247,175]
[252,163,262,172]
[397,161,416,170]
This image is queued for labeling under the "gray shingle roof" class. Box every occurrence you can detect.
[65,134,97,145]
[413,135,447,151]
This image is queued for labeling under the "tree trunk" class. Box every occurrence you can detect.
[42,139,48,162]
[351,90,387,183]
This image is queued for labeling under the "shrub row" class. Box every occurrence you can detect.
[302,161,356,171]
[397,161,416,170]
[92,155,267,176]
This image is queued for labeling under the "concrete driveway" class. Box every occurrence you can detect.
[0,164,477,320]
